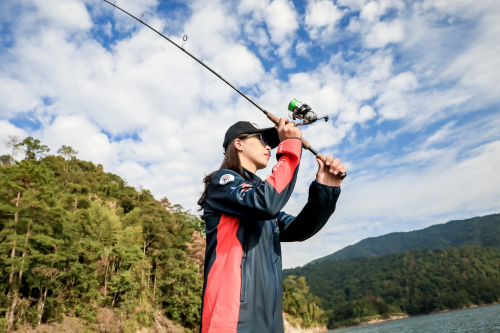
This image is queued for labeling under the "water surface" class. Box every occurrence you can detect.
[327,304,500,333]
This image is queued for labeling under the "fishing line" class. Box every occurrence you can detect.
[102,0,346,179]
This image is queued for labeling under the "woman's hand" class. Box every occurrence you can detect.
[274,118,302,142]
[316,155,346,187]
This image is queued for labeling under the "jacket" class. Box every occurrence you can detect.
[200,138,341,333]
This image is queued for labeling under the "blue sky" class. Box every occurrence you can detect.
[1,0,499,268]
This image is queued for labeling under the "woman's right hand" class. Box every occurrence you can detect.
[274,118,302,142]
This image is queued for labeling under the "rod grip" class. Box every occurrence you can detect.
[267,113,280,125]
[301,137,312,150]
[316,152,326,163]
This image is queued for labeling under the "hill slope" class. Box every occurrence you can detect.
[0,155,204,332]
[309,213,500,264]
[284,246,500,328]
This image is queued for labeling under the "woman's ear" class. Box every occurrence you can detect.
[234,139,243,152]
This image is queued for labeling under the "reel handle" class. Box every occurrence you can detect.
[267,113,347,180]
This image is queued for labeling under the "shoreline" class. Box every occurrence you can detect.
[333,315,409,330]
[359,315,408,326]
[331,302,500,330]
[430,301,499,315]
[283,314,327,333]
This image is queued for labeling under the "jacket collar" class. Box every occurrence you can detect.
[243,167,263,183]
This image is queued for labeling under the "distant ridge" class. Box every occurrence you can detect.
[308,213,500,265]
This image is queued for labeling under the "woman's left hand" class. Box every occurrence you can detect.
[316,155,346,187]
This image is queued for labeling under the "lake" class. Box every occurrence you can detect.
[326,304,500,333]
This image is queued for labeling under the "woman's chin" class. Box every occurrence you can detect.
[256,160,269,170]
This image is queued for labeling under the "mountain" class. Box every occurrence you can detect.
[284,246,500,328]
[308,213,500,264]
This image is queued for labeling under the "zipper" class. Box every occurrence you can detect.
[240,252,246,302]
[268,221,277,333]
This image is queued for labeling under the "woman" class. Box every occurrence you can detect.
[198,118,345,333]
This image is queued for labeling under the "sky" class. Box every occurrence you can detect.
[1,0,499,269]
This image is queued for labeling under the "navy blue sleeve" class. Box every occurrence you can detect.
[278,180,341,242]
[206,138,302,221]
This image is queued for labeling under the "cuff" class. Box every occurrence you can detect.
[276,138,302,158]
[312,179,341,189]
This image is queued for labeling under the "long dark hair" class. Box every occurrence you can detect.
[198,135,250,215]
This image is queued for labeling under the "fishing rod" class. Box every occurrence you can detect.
[103,0,346,179]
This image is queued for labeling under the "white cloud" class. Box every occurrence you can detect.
[33,0,93,30]
[0,77,39,117]
[243,20,272,56]
[305,0,345,40]
[209,44,265,87]
[424,121,456,147]
[360,0,405,23]
[38,115,118,167]
[441,12,500,102]
[265,0,298,44]
[338,104,376,123]
[265,0,299,67]
[365,19,405,48]
[238,0,299,67]
[295,41,310,57]
[337,0,369,11]
[421,0,497,18]
[375,71,418,120]
[0,121,29,160]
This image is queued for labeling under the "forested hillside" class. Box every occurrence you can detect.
[309,213,500,264]
[0,137,205,332]
[285,246,500,328]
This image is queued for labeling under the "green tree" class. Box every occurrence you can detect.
[57,145,78,172]
[18,137,50,160]
[0,154,11,165]
[282,275,328,328]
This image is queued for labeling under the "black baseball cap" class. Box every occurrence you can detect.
[223,121,280,152]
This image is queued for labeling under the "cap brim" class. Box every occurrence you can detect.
[246,127,281,149]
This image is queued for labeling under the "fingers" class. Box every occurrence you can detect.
[276,117,302,141]
[324,156,347,175]
[278,117,288,131]
[329,158,339,173]
[317,155,347,185]
[285,120,302,138]
[325,155,334,166]
[316,158,324,170]
[335,163,345,175]
[274,118,288,132]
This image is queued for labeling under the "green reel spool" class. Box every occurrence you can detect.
[287,98,329,125]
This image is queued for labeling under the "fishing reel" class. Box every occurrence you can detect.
[288,99,329,126]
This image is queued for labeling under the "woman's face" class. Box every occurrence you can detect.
[236,134,271,171]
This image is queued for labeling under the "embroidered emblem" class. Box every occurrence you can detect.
[220,174,235,185]
[230,183,254,199]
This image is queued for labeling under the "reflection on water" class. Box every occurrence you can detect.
[327,303,500,333]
